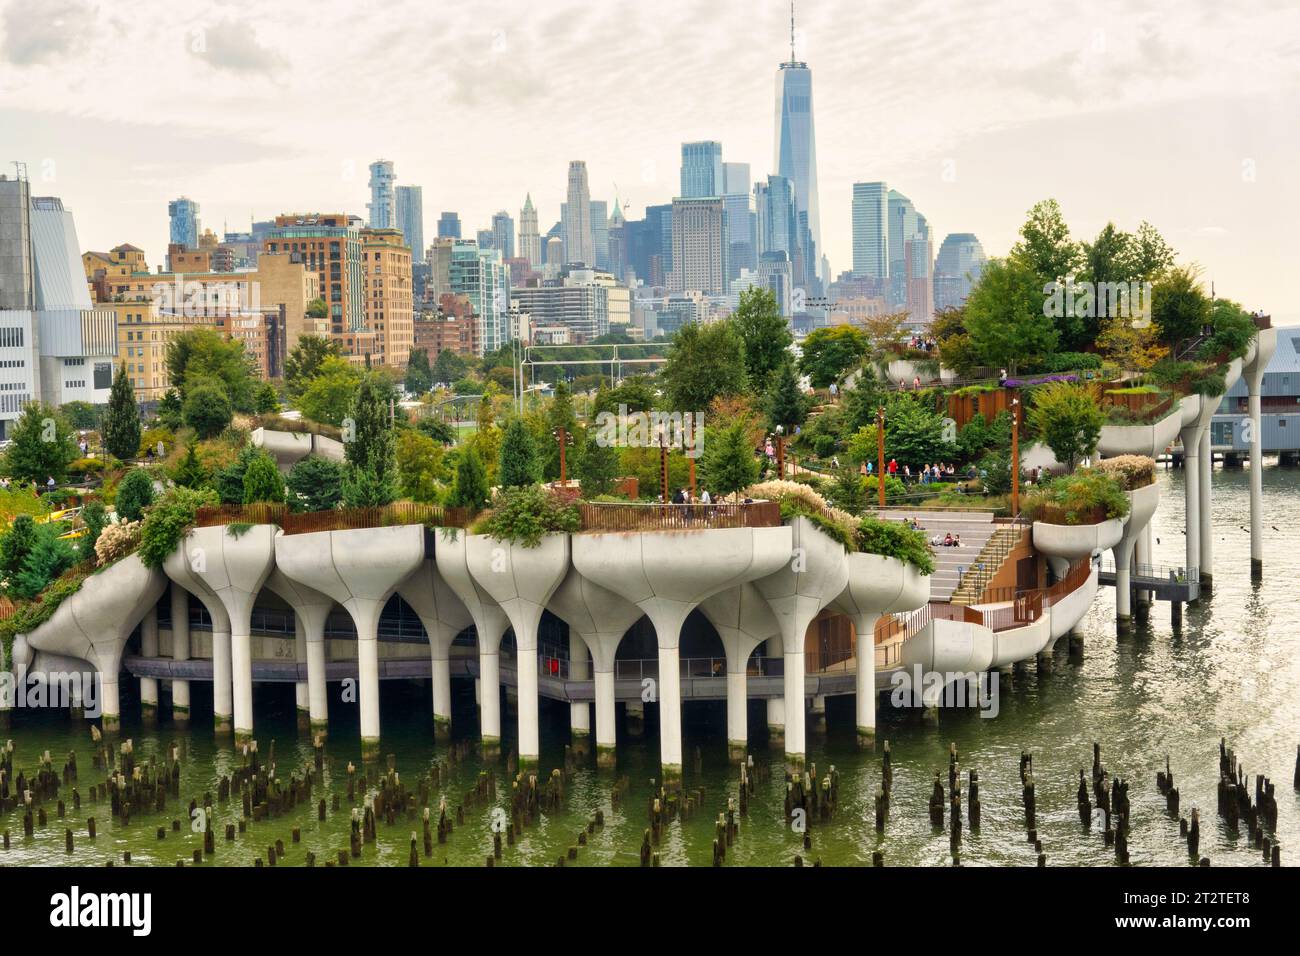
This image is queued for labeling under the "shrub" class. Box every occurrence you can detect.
[78,501,107,562]
[286,455,346,512]
[114,468,156,522]
[472,485,580,548]
[11,524,78,600]
[241,451,286,505]
[1024,468,1129,525]
[855,516,936,575]
[94,519,141,566]
[742,479,858,550]
[183,380,234,438]
[1096,455,1156,491]
[137,486,218,569]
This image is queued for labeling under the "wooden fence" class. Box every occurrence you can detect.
[577,500,781,532]
[195,502,468,534]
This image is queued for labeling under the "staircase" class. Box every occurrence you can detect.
[950,525,1027,606]
[879,511,998,602]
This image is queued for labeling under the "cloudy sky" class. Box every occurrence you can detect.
[2,0,1297,321]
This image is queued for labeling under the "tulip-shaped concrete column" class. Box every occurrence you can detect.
[23,554,166,729]
[765,639,785,744]
[568,634,591,750]
[169,583,191,722]
[573,525,791,784]
[1243,329,1277,576]
[435,531,512,756]
[265,568,335,737]
[752,517,848,769]
[397,557,474,740]
[164,545,234,733]
[275,525,424,757]
[699,583,780,761]
[1177,395,1215,588]
[549,566,645,768]
[1112,482,1160,630]
[466,533,569,769]
[832,552,931,747]
[165,525,276,742]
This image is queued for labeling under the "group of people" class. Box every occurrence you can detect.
[931,532,963,548]
[857,459,960,484]
[668,487,713,505]
[0,476,57,494]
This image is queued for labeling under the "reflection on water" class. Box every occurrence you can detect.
[1,466,1296,866]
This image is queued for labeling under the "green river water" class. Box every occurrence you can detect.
[1,466,1296,867]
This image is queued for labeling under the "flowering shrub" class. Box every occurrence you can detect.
[94,519,141,567]
[1096,455,1156,491]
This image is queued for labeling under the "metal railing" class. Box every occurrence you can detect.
[577,500,781,532]
[1096,559,1198,584]
[195,502,468,533]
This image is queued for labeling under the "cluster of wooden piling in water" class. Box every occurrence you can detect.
[1216,738,1281,866]
[784,761,838,866]
[1078,743,1130,865]
[1020,750,1047,866]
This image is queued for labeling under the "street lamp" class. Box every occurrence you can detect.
[1010,396,1021,518]
[554,426,573,486]
[876,406,886,509]
[775,424,785,479]
[657,424,669,505]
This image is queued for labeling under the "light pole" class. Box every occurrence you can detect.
[554,426,571,486]
[1010,396,1021,518]
[876,406,886,509]
[775,424,785,479]
[658,425,669,505]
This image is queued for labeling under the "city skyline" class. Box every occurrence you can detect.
[1,0,1296,320]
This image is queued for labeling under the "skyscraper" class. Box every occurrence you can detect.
[395,185,424,264]
[168,197,200,249]
[722,162,755,282]
[774,8,822,285]
[491,211,515,260]
[367,160,396,229]
[590,200,609,271]
[669,197,727,296]
[755,174,797,261]
[851,182,889,280]
[680,141,723,198]
[519,194,541,269]
[934,233,987,310]
[562,161,594,267]
[437,212,461,239]
[449,240,510,355]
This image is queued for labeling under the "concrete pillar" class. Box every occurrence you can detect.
[397,559,473,742]
[477,621,508,756]
[700,583,779,764]
[725,667,747,760]
[231,629,254,743]
[657,642,683,777]
[169,584,190,722]
[1182,427,1201,581]
[855,614,880,746]
[140,605,159,720]
[1249,388,1264,576]
[293,613,309,729]
[306,630,328,735]
[783,643,806,763]
[351,602,383,757]
[593,667,616,767]
[809,694,827,734]
[212,627,233,734]
[1135,522,1153,609]
[1114,537,1134,629]
[430,648,452,738]
[569,632,590,753]
[1198,426,1213,591]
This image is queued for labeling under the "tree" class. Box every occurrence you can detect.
[797,325,868,388]
[404,348,433,395]
[3,403,77,485]
[182,379,233,438]
[431,349,468,386]
[964,257,1059,375]
[415,418,456,445]
[575,425,619,498]
[254,381,281,415]
[542,381,578,481]
[660,320,747,413]
[498,417,540,488]
[701,420,759,499]
[1095,312,1168,372]
[11,524,76,600]
[298,357,364,426]
[1010,199,1081,287]
[171,442,210,489]
[344,373,397,489]
[1151,265,1210,347]
[0,514,39,585]
[78,500,107,563]
[241,452,286,505]
[396,429,447,503]
[283,334,343,400]
[165,327,258,411]
[731,287,792,390]
[286,455,346,512]
[829,465,867,515]
[101,364,142,461]
[447,445,490,512]
[764,357,807,433]
[341,461,397,508]
[862,311,912,362]
[156,389,184,430]
[1027,382,1104,471]
[62,401,99,431]
[214,445,262,504]
[115,468,156,522]
[306,298,328,319]
[1124,221,1175,281]
[883,396,957,469]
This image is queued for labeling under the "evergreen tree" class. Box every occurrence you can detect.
[447,446,490,512]
[542,381,578,481]
[341,461,397,508]
[764,357,808,433]
[404,348,434,395]
[12,525,76,600]
[286,455,346,512]
[575,425,619,498]
[431,348,468,386]
[115,468,156,522]
[254,381,281,415]
[0,514,39,585]
[345,373,397,490]
[284,334,343,400]
[171,442,210,489]
[78,500,108,563]
[102,364,142,460]
[498,417,540,488]
[242,452,286,504]
[701,421,759,500]
[214,445,263,504]
[157,389,184,430]
[182,379,233,438]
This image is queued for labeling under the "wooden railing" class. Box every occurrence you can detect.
[577,500,781,532]
[195,502,468,534]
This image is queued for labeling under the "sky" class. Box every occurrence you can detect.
[1,0,1297,322]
